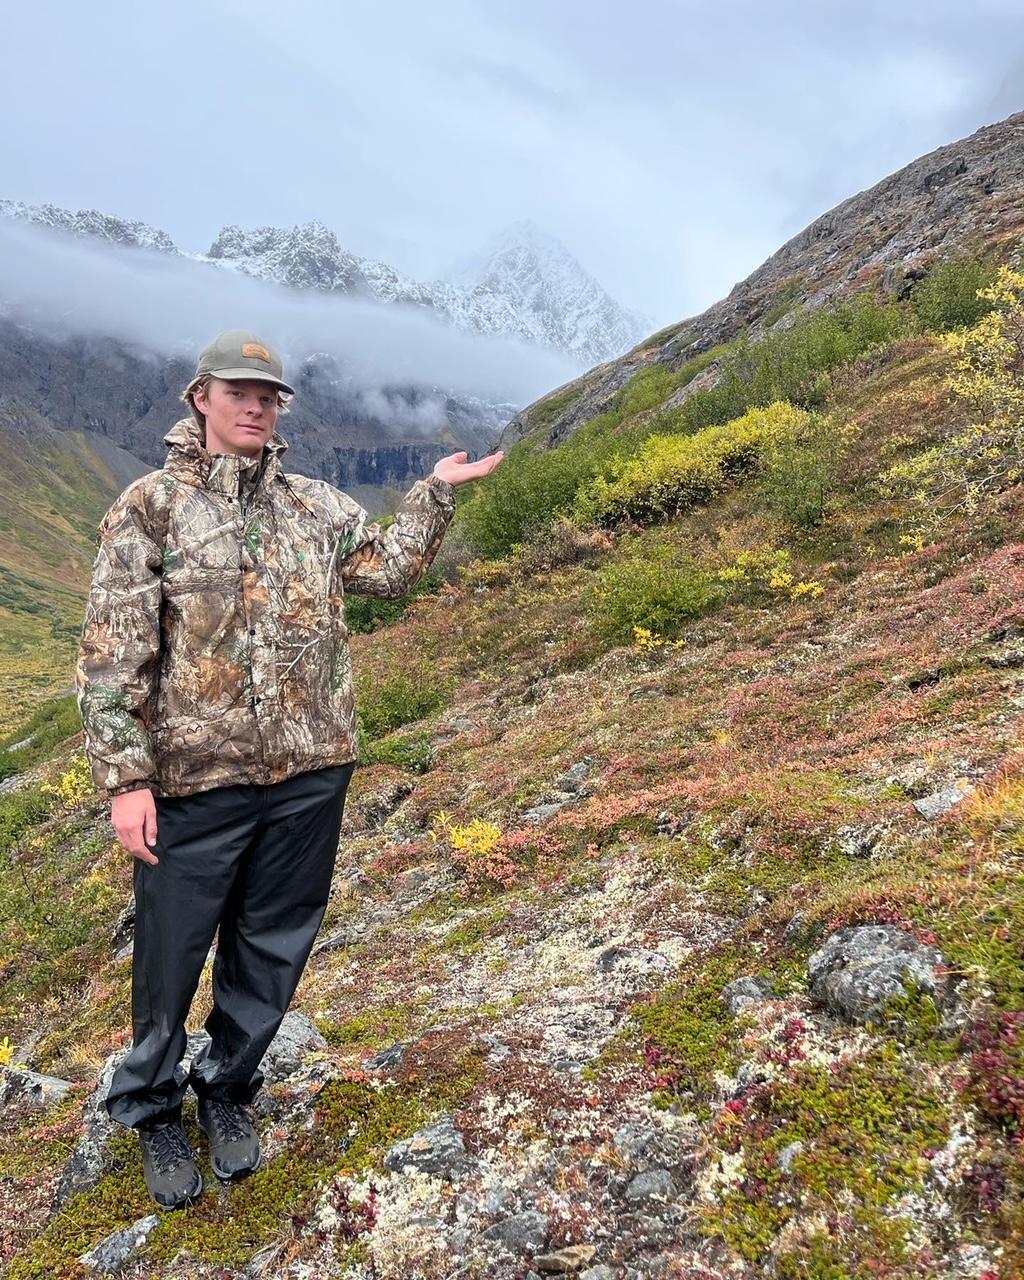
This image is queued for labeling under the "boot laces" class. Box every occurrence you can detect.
[204,1099,251,1143]
[145,1122,194,1175]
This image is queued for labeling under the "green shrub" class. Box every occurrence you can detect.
[454,440,592,560]
[588,535,722,644]
[0,784,51,855]
[356,670,450,741]
[735,293,909,409]
[344,574,439,635]
[912,255,998,333]
[757,410,848,527]
[358,731,434,772]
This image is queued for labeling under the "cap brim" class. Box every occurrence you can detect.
[209,367,295,396]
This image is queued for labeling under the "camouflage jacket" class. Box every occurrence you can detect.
[77,418,456,798]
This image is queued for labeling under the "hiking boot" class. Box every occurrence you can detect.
[197,1097,261,1180]
[137,1118,203,1210]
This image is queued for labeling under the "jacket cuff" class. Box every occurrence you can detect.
[107,780,155,797]
[426,474,456,511]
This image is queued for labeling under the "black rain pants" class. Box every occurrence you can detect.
[105,764,354,1129]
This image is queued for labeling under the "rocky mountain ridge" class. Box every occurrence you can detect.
[499,110,1024,452]
[0,200,176,253]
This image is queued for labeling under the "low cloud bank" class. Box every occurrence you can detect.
[0,220,582,408]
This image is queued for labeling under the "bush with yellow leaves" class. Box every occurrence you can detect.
[881,265,1024,527]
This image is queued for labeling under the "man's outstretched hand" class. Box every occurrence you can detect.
[432,451,504,487]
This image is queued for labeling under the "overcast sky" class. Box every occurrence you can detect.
[3,0,1024,326]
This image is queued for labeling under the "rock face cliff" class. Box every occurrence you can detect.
[0,321,501,514]
[498,110,1024,453]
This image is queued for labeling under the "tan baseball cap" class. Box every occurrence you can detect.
[195,330,295,395]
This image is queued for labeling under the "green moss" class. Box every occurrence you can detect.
[597,947,752,1107]
[424,906,510,957]
[706,1046,949,1267]
[319,1003,422,1049]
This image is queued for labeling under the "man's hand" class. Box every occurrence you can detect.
[432,451,504,487]
[111,788,159,865]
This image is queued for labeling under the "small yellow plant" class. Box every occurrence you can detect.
[0,1036,19,1067]
[882,266,1024,525]
[42,754,94,813]
[717,547,825,601]
[790,580,825,599]
[432,812,502,859]
[633,627,685,651]
[431,811,522,893]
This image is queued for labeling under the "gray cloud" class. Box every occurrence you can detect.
[2,1,1023,327]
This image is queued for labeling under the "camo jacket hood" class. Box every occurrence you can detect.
[77,418,455,798]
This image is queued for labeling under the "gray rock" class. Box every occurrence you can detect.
[579,1268,618,1280]
[782,913,811,945]
[523,801,569,824]
[613,1124,658,1163]
[480,1208,549,1253]
[480,1182,517,1216]
[914,784,974,820]
[110,894,135,955]
[722,976,774,1015]
[258,1011,328,1081]
[624,1168,675,1205]
[556,758,595,793]
[384,1115,474,1179]
[834,824,886,858]
[0,1066,74,1111]
[79,1214,161,1274]
[535,1244,599,1272]
[363,1042,409,1071]
[51,1051,126,1213]
[808,925,950,1024]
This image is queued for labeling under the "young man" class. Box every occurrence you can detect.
[77,330,502,1210]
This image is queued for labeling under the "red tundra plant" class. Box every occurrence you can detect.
[961,1011,1024,1132]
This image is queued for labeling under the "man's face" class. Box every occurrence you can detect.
[194,377,280,458]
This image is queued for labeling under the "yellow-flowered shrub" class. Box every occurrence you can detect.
[572,402,810,528]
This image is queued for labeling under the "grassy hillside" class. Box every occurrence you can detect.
[0,415,135,733]
[5,260,1024,1276]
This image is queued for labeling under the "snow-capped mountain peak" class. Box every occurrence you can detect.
[451,220,651,362]
[0,200,177,253]
[205,216,649,366]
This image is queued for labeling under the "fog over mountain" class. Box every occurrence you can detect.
[0,217,582,413]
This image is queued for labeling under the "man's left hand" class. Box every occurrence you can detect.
[432,451,504,487]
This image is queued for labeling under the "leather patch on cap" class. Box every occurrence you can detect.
[241,342,272,362]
